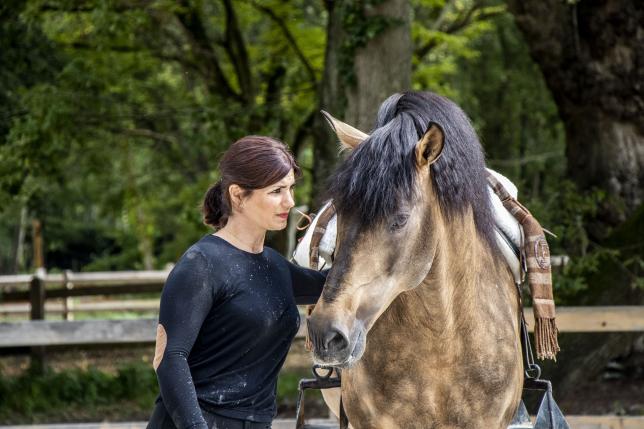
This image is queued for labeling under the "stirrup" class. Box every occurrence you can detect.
[524,378,570,429]
[508,379,569,429]
[295,365,346,429]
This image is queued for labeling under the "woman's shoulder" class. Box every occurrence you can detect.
[170,235,221,269]
[262,246,290,265]
[172,243,210,271]
[189,233,246,258]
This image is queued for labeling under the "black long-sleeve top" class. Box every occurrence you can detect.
[154,233,327,429]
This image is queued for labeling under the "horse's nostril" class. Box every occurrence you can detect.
[323,328,349,353]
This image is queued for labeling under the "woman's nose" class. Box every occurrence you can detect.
[283,191,295,208]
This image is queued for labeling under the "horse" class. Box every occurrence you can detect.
[306,91,524,428]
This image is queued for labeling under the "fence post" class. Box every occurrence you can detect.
[62,269,74,321]
[29,269,46,373]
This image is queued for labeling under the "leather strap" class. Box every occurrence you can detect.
[309,203,337,270]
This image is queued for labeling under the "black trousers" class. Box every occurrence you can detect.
[146,401,272,429]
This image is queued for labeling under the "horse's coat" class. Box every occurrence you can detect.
[307,92,523,429]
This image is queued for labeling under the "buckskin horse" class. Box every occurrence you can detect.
[306,91,523,428]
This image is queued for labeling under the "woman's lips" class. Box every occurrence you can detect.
[277,213,289,220]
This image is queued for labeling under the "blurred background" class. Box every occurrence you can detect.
[0,0,642,425]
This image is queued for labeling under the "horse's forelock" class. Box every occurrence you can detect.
[326,111,419,226]
[326,91,497,250]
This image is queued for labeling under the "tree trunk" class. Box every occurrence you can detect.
[346,0,412,131]
[311,0,412,205]
[506,0,644,401]
[506,0,643,224]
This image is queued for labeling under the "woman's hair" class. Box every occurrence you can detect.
[202,135,301,229]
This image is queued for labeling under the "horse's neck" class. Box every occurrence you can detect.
[389,213,508,340]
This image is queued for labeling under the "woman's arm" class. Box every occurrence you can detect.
[287,260,330,305]
[155,249,214,429]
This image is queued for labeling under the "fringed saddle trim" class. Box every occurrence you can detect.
[486,172,560,360]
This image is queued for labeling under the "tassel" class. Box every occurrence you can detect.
[535,317,560,361]
[486,171,561,361]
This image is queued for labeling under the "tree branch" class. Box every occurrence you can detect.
[116,128,178,145]
[247,0,318,86]
[60,42,139,53]
[40,0,153,13]
[263,65,287,124]
[111,127,202,181]
[415,3,503,60]
[444,4,502,34]
[174,1,242,102]
[222,0,255,104]
[60,40,202,75]
[292,109,316,158]
[430,0,456,31]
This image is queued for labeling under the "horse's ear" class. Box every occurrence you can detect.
[415,123,444,168]
[321,110,369,150]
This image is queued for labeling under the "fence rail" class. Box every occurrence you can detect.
[0,270,170,288]
[1,268,642,350]
[1,306,643,348]
[0,270,642,428]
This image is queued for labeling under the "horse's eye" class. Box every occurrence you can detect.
[390,214,409,231]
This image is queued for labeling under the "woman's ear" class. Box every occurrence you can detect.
[228,184,245,211]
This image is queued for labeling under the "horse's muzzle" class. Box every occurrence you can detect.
[307,315,365,367]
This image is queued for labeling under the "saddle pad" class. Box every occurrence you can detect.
[292,200,337,270]
[293,168,522,283]
[487,168,523,283]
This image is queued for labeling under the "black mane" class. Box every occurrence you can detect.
[325,91,497,249]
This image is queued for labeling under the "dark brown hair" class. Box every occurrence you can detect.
[202,135,302,229]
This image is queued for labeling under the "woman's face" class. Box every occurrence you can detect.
[238,169,296,231]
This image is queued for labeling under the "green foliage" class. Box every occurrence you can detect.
[0,363,158,421]
[2,0,634,304]
[0,0,326,272]
[412,0,502,97]
[445,10,566,200]
[0,362,313,423]
[276,368,323,410]
[526,182,644,303]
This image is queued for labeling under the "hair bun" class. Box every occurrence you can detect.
[202,180,227,228]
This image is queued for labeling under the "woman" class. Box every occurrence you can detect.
[147,136,327,429]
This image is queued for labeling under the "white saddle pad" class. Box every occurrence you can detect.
[293,168,522,283]
[292,200,337,270]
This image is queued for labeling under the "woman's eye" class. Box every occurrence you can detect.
[272,189,281,194]
[390,214,409,231]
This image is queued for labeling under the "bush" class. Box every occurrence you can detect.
[0,363,159,423]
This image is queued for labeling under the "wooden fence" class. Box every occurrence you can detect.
[1,269,644,348]
[0,270,643,429]
[0,255,570,319]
